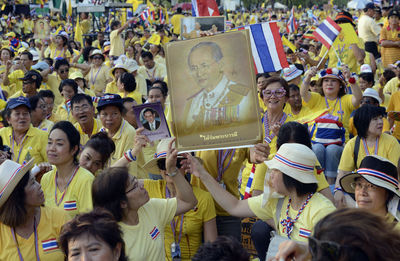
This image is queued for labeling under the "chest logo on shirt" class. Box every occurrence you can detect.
[42,238,59,252]
[64,201,77,211]
[299,228,312,239]
[149,226,160,240]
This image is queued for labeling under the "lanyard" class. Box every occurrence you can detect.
[10,131,27,163]
[217,149,235,182]
[146,67,156,79]
[324,96,343,122]
[362,138,379,156]
[263,112,287,143]
[11,216,40,261]
[166,187,184,245]
[53,47,64,59]
[90,65,102,86]
[55,166,79,206]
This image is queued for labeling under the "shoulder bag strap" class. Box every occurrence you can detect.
[354,136,361,169]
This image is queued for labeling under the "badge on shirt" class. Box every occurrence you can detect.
[42,238,59,252]
[149,226,160,240]
[299,228,312,239]
[64,201,77,211]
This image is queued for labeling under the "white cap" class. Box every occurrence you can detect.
[360,64,372,74]
[363,88,382,104]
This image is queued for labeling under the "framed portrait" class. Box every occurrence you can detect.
[133,102,171,142]
[165,30,263,152]
[180,16,226,40]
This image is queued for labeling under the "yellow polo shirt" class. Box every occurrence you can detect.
[105,80,118,94]
[74,118,102,147]
[46,73,65,107]
[384,77,400,95]
[117,91,143,105]
[37,119,54,132]
[0,125,48,165]
[144,180,216,261]
[110,29,124,57]
[0,206,66,261]
[137,62,167,82]
[86,65,111,96]
[5,69,24,96]
[41,166,94,219]
[55,102,76,123]
[248,193,336,242]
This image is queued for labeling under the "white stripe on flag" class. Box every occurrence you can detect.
[262,23,281,71]
[246,26,263,73]
[315,28,333,46]
[323,21,340,36]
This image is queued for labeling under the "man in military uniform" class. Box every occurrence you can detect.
[183,42,253,132]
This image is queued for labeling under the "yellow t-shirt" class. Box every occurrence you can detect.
[37,119,55,132]
[44,45,72,61]
[170,14,185,35]
[5,69,24,95]
[283,104,312,121]
[348,115,390,137]
[74,118,102,147]
[247,193,336,242]
[383,77,399,95]
[0,206,66,261]
[86,65,111,96]
[144,180,216,261]
[0,125,48,165]
[110,29,124,57]
[105,80,118,94]
[137,62,167,82]
[121,198,177,261]
[46,73,65,108]
[136,74,148,97]
[192,148,249,216]
[118,90,143,105]
[55,102,76,123]
[41,166,94,219]
[338,133,400,171]
[303,92,356,141]
[387,91,400,140]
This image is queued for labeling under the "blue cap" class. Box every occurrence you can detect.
[97,94,123,111]
[6,96,31,110]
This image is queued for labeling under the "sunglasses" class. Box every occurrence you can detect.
[156,158,184,171]
[59,69,69,74]
[262,88,286,99]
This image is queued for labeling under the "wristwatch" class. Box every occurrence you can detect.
[166,168,179,177]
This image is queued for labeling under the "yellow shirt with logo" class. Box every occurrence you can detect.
[0,206,66,261]
[144,180,216,261]
[86,65,111,96]
[121,198,177,261]
[74,118,102,147]
[0,125,48,165]
[248,193,336,242]
[192,148,249,216]
[37,119,55,132]
[41,166,94,219]
[338,133,400,171]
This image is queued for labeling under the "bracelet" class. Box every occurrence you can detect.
[124,149,136,162]
[333,187,343,194]
[166,167,179,177]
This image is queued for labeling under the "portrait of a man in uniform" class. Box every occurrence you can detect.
[183,41,252,131]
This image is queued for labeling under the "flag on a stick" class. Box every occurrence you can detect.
[312,17,341,49]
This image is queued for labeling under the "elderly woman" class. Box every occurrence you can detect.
[0,159,66,260]
[0,97,48,165]
[87,49,111,96]
[187,143,336,248]
[91,138,197,261]
[140,138,217,261]
[301,66,362,184]
[335,105,400,206]
[59,208,128,261]
[340,155,400,228]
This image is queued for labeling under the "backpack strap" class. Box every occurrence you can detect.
[354,136,361,169]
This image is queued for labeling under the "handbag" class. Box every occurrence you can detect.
[309,113,345,146]
[265,198,289,261]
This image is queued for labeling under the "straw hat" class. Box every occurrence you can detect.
[143,138,184,174]
[110,64,129,77]
[264,143,317,184]
[0,159,35,207]
[340,155,400,198]
[70,71,85,80]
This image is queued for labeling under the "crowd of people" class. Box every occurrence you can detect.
[0,1,400,261]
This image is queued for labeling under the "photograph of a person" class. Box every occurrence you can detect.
[141,108,161,131]
[181,16,225,40]
[166,30,262,151]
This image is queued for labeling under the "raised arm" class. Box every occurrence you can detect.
[186,154,254,218]
[300,66,317,103]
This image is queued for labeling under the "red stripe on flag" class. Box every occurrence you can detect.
[326,17,342,32]
[270,22,289,68]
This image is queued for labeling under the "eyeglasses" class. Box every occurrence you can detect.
[350,181,378,191]
[125,177,138,194]
[72,104,91,112]
[38,104,48,110]
[308,236,341,261]
[59,69,69,74]
[262,88,287,98]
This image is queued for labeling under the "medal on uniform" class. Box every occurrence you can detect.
[171,242,181,261]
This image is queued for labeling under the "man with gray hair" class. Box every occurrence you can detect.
[183,41,251,131]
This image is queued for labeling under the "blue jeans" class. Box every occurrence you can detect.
[312,143,343,178]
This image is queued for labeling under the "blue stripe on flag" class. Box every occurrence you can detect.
[318,23,337,42]
[250,24,274,72]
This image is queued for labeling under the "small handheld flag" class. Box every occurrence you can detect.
[286,7,298,34]
[312,17,341,49]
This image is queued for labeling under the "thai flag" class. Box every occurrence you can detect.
[64,201,77,211]
[312,17,341,49]
[238,22,288,73]
[140,8,150,21]
[243,164,255,199]
[299,228,312,238]
[42,238,59,252]
[373,0,381,6]
[149,226,160,240]
[192,0,199,16]
[159,9,165,24]
[286,7,298,34]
